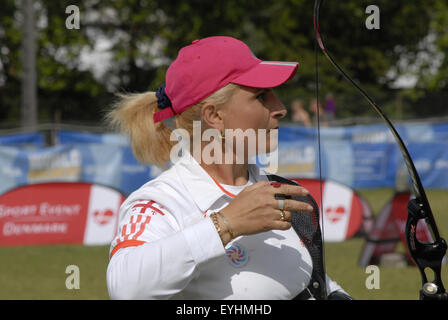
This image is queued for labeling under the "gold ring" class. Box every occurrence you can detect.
[280,210,287,221]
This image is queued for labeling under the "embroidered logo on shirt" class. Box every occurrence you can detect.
[132,200,165,216]
[226,243,249,268]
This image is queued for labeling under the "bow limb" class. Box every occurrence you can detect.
[313,0,447,300]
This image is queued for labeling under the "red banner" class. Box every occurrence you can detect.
[0,182,125,246]
[290,178,365,242]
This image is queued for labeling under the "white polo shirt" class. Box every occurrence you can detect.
[106,154,345,299]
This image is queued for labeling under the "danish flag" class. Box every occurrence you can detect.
[132,200,165,216]
[110,200,168,258]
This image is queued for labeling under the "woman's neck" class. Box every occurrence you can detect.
[200,162,249,186]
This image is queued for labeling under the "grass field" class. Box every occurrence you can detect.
[0,188,446,300]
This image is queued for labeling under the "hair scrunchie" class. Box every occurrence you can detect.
[155,83,172,110]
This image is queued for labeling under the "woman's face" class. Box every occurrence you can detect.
[220,85,287,158]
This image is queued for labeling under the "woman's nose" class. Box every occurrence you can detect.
[272,105,287,120]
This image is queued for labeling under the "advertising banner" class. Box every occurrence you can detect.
[0,143,162,196]
[0,123,447,200]
[274,125,448,189]
[0,182,125,246]
[0,132,44,148]
[290,178,365,242]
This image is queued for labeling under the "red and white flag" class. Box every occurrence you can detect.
[290,178,365,242]
[0,182,125,246]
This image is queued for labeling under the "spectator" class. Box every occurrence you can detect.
[291,99,311,127]
[324,93,336,123]
[309,98,328,127]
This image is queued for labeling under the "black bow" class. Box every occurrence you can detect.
[313,0,447,300]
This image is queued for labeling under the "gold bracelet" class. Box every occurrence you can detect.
[210,213,223,238]
[217,211,235,240]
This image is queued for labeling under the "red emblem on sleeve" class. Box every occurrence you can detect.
[132,200,165,216]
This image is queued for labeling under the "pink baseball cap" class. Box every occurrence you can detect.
[153,36,299,123]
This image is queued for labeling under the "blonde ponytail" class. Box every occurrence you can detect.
[105,92,176,168]
[105,83,239,169]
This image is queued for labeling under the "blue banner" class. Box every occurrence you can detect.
[0,132,44,148]
[0,124,447,196]
[57,130,129,145]
[55,131,161,194]
[274,123,448,189]
[0,143,161,196]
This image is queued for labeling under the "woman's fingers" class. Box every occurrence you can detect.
[271,220,292,231]
[273,197,314,213]
[220,180,315,237]
[276,210,292,222]
[243,180,270,192]
[243,181,308,198]
[270,183,309,197]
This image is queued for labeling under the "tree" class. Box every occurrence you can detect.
[0,0,445,127]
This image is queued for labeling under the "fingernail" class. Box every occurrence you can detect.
[270,182,281,188]
[306,205,314,211]
[302,188,309,195]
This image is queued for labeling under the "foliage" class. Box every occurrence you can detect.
[0,0,447,126]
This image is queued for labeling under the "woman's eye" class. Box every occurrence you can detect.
[256,92,266,101]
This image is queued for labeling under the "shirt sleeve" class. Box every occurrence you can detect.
[106,199,226,299]
[326,274,350,296]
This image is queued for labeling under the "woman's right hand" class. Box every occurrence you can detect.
[216,180,313,245]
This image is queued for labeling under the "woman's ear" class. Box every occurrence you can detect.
[201,103,225,130]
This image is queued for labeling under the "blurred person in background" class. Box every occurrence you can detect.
[324,93,336,124]
[105,36,351,300]
[309,98,328,127]
[291,99,311,127]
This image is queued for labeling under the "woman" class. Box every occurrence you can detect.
[106,36,351,300]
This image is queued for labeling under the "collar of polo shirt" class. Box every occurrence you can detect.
[174,153,267,213]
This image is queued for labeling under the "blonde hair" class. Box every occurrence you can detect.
[105,83,239,168]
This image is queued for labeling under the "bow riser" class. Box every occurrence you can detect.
[406,199,448,299]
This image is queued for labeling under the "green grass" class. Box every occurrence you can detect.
[325,188,448,300]
[0,244,110,299]
[0,188,446,299]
